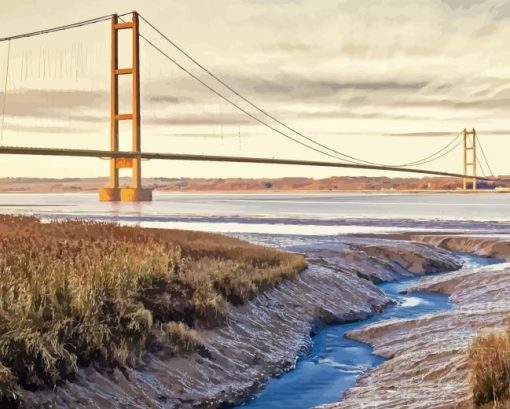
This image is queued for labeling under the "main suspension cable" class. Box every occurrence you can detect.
[0,14,125,43]
[401,137,462,167]
[138,14,471,170]
[134,24,365,164]
[137,14,398,166]
[395,131,462,167]
[0,12,477,173]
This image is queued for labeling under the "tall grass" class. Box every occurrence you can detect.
[469,316,510,407]
[0,215,305,404]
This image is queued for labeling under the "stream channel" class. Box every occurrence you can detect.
[239,253,500,409]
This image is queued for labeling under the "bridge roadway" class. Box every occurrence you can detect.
[0,145,492,181]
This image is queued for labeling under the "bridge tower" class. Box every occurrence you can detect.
[99,12,153,202]
[462,128,477,191]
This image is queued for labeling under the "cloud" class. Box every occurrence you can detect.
[268,41,313,53]
[147,95,194,104]
[295,109,441,121]
[147,114,252,126]
[472,129,510,135]
[385,131,460,137]
[153,131,255,138]
[440,0,510,22]
[494,1,510,19]
[441,0,490,10]
[59,112,252,127]
[383,129,510,137]
[222,75,429,101]
[0,89,106,119]
[3,123,89,134]
[391,97,510,111]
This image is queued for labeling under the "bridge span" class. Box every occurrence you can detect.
[0,12,498,201]
[0,145,493,180]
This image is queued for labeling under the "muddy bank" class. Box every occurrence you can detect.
[413,234,510,261]
[322,236,510,409]
[23,239,459,409]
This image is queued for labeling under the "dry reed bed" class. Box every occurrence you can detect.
[0,215,306,406]
[470,316,510,408]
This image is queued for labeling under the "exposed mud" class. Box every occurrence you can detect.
[321,235,510,409]
[414,234,510,261]
[21,238,459,409]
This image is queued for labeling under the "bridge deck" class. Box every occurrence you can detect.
[0,146,491,181]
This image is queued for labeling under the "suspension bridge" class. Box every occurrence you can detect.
[0,11,497,201]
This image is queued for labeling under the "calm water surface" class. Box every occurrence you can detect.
[0,192,510,234]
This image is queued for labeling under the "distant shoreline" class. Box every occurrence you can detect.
[0,189,508,194]
[0,175,507,194]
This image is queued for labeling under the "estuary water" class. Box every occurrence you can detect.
[1,192,510,234]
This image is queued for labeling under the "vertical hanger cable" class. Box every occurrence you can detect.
[1,40,12,144]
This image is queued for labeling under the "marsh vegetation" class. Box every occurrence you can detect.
[469,316,510,408]
[0,215,305,406]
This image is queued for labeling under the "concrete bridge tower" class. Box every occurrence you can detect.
[99,12,153,201]
[462,128,477,191]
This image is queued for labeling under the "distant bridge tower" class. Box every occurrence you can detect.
[462,128,477,191]
[99,12,152,202]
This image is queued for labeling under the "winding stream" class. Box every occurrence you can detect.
[239,253,500,409]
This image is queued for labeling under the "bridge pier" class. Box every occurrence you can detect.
[99,11,153,202]
[99,187,153,202]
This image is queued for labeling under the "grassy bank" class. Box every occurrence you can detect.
[0,215,306,406]
[469,316,510,408]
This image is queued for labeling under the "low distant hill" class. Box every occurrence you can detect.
[0,175,507,193]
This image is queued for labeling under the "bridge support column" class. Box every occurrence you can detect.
[462,128,477,191]
[99,12,152,202]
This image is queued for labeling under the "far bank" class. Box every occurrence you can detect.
[0,175,508,194]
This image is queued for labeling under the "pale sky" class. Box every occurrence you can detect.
[0,0,509,179]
